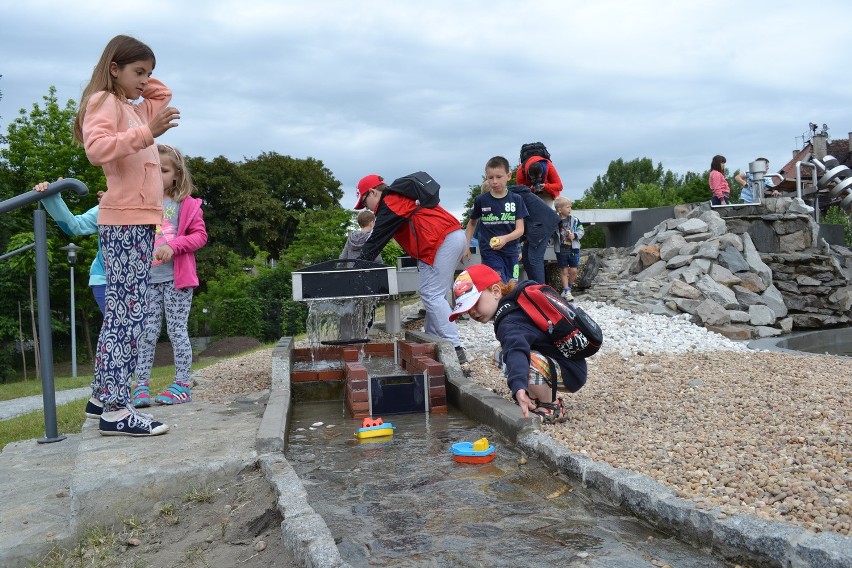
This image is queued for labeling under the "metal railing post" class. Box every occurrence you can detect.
[34,209,66,444]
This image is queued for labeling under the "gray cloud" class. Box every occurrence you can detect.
[2,0,851,220]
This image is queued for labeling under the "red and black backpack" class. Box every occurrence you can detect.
[494,282,603,361]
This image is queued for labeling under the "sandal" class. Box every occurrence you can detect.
[132,385,151,408]
[530,398,568,425]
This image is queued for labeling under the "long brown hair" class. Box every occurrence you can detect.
[73,35,156,143]
[158,144,195,202]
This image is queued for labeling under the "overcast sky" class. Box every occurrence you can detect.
[2,0,851,218]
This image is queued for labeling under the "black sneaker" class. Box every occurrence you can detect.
[455,346,469,365]
[99,406,169,437]
[85,397,103,419]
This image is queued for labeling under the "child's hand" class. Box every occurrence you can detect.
[154,244,174,263]
[462,247,471,262]
[33,177,63,192]
[149,106,181,138]
[515,389,536,419]
[490,236,505,251]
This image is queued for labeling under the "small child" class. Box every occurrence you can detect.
[709,155,730,205]
[554,197,584,302]
[132,144,207,408]
[448,264,587,423]
[464,156,529,283]
[340,210,382,262]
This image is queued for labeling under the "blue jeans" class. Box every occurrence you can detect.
[481,249,519,283]
[521,239,548,284]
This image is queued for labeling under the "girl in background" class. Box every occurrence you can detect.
[132,145,207,407]
[709,155,730,206]
[75,34,180,436]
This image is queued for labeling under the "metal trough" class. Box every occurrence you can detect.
[292,259,398,301]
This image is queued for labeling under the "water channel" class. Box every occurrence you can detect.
[287,401,729,567]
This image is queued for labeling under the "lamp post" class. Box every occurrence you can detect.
[60,243,83,377]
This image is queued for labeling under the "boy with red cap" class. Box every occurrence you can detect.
[354,174,469,363]
[449,264,587,422]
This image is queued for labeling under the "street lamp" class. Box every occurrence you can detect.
[60,243,83,378]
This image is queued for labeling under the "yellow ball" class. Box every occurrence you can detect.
[490,237,500,247]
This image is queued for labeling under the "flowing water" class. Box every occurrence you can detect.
[287,402,730,567]
[305,297,380,352]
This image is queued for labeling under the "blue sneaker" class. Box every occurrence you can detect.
[155,383,191,405]
[99,406,168,437]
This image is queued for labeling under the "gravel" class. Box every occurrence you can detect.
[191,301,851,538]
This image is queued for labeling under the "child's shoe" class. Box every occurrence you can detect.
[561,289,574,302]
[99,405,168,437]
[155,383,192,405]
[85,397,103,419]
[132,385,151,408]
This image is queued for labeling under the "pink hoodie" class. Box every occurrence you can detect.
[169,196,208,289]
[82,78,172,226]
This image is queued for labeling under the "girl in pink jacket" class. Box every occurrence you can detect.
[133,145,208,407]
[75,35,180,437]
[709,155,731,205]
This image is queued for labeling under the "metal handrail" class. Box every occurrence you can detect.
[0,178,90,444]
[0,178,88,215]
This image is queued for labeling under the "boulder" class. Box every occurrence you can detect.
[695,298,731,325]
[695,274,739,309]
[709,264,742,287]
[748,304,776,326]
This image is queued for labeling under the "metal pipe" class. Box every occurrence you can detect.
[0,243,35,262]
[0,178,88,214]
[34,209,66,444]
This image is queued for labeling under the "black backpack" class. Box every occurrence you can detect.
[519,142,551,165]
[387,171,440,208]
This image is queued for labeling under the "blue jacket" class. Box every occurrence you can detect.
[41,194,105,286]
[509,185,560,247]
[494,284,588,396]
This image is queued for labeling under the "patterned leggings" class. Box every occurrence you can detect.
[135,282,194,387]
[92,225,154,412]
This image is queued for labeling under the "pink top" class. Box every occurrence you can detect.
[709,170,730,199]
[82,78,172,226]
[170,196,207,289]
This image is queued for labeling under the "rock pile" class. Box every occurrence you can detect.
[580,198,852,339]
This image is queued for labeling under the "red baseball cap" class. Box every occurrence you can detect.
[448,264,501,322]
[354,174,384,209]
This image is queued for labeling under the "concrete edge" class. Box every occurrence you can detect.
[258,337,351,568]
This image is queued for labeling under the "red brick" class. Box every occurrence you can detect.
[430,405,448,414]
[290,370,318,382]
[316,369,344,381]
[429,384,446,397]
[345,363,368,380]
[406,342,436,357]
[364,343,395,355]
[429,376,445,388]
[348,389,368,403]
[341,348,360,362]
[421,360,444,378]
[348,400,370,413]
[408,356,430,372]
[351,410,370,420]
[347,379,368,391]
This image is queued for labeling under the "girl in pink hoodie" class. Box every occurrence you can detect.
[709,155,731,206]
[132,145,208,407]
[74,35,180,437]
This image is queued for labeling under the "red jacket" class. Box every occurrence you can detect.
[515,157,563,200]
[358,193,461,265]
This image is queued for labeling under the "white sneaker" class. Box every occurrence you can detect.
[562,290,574,302]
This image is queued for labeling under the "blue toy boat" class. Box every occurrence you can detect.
[451,437,495,464]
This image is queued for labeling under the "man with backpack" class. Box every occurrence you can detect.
[515,142,564,207]
[448,264,601,423]
[355,173,469,363]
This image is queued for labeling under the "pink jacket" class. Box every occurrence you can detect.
[170,196,207,289]
[82,78,172,226]
[709,170,730,199]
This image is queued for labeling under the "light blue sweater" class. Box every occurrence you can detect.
[41,194,105,286]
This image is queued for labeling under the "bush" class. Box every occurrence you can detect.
[281,300,309,337]
[211,298,263,339]
[824,206,852,247]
